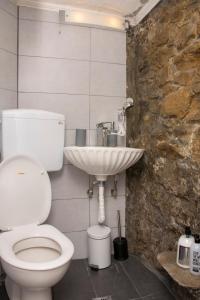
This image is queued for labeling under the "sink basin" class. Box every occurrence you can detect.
[64,146,144,181]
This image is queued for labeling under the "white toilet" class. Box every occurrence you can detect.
[0,110,74,300]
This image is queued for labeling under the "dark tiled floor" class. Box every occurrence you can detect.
[0,256,175,300]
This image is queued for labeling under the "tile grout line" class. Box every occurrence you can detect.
[83,259,98,298]
[130,255,175,298]
[0,5,17,19]
[17,5,19,109]
[88,26,92,225]
[52,193,126,200]
[62,226,125,235]
[129,292,157,300]
[63,229,88,234]
[18,53,126,66]
[0,47,17,56]
[18,91,126,98]
[19,16,124,33]
[0,87,17,93]
[119,262,142,298]
[52,197,90,201]
[89,27,92,139]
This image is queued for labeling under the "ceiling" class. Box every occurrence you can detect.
[23,0,150,16]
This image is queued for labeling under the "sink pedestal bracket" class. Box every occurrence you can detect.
[98,181,105,224]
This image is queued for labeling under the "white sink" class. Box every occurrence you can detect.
[64,146,144,181]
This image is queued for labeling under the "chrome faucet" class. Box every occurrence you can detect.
[96,122,114,146]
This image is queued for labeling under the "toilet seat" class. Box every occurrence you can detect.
[0,224,74,271]
[0,153,74,300]
[0,155,74,275]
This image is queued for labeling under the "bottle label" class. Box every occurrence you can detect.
[192,251,200,273]
[178,246,190,266]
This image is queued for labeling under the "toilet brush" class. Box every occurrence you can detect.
[113,210,128,260]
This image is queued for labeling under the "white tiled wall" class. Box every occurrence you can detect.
[0,0,17,112]
[18,7,126,259]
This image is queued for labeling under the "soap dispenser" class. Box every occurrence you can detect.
[190,234,200,276]
[176,226,194,269]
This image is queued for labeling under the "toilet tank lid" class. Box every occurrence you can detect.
[2,109,65,121]
[0,155,52,231]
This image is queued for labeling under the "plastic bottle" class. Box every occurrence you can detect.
[190,234,200,275]
[176,226,194,268]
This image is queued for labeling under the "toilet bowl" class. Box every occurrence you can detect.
[0,155,74,300]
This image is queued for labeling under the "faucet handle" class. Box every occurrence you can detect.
[96,122,115,147]
[96,122,114,130]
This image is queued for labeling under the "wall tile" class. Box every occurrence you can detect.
[111,226,126,240]
[90,172,125,198]
[47,199,89,232]
[0,89,17,111]
[64,129,90,146]
[65,231,88,259]
[18,93,90,129]
[19,56,90,94]
[90,62,126,97]
[0,49,17,91]
[88,129,126,147]
[18,6,126,260]
[19,20,90,60]
[65,130,76,147]
[0,1,17,159]
[88,129,96,146]
[50,164,89,200]
[90,96,125,129]
[90,196,126,228]
[0,0,17,17]
[104,172,126,197]
[0,9,17,54]
[91,28,126,64]
[63,130,90,164]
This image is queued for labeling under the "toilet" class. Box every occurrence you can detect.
[0,110,74,300]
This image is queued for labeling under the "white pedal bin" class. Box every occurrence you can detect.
[87,225,111,269]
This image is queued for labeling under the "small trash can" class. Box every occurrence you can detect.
[87,225,111,270]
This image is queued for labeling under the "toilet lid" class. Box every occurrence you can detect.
[0,155,51,231]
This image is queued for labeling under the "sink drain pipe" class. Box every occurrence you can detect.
[98,181,105,224]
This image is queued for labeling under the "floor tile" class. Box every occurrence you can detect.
[53,259,95,300]
[88,260,140,300]
[0,256,175,300]
[120,256,174,298]
[141,290,175,300]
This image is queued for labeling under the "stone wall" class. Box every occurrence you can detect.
[127,0,200,298]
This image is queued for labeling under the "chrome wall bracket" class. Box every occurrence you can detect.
[111,175,118,198]
[87,176,98,199]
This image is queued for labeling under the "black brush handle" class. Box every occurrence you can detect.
[117,210,121,240]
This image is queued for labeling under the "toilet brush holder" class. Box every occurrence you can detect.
[113,237,128,260]
[113,210,128,261]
